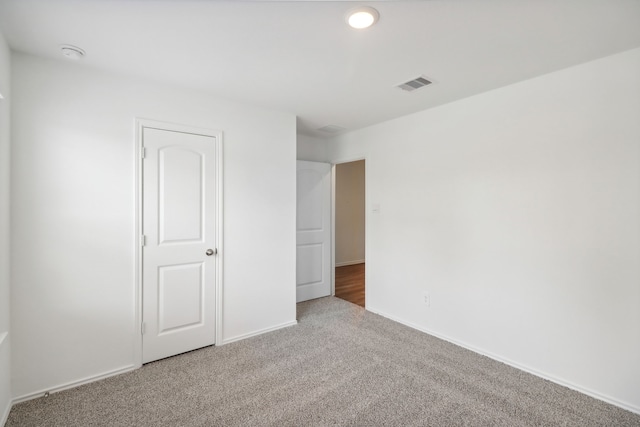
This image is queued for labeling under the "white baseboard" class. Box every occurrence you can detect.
[366,307,640,415]
[1,399,9,427]
[221,320,298,345]
[335,259,365,267]
[12,364,139,406]
[9,319,299,409]
[0,332,9,427]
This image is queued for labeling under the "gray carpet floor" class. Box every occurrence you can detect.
[7,296,640,426]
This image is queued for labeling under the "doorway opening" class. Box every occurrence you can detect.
[333,160,365,307]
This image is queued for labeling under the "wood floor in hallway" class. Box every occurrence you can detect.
[334,263,365,307]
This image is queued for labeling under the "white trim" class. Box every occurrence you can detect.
[335,259,365,267]
[0,93,8,426]
[11,364,137,405]
[330,165,336,296]
[215,130,224,345]
[0,89,9,427]
[1,399,10,427]
[0,334,8,426]
[367,306,640,416]
[135,118,222,138]
[134,118,224,361]
[133,119,144,369]
[221,320,298,345]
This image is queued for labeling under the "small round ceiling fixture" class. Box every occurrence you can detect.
[60,45,86,60]
[346,6,379,29]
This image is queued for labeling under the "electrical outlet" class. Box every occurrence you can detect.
[423,292,431,307]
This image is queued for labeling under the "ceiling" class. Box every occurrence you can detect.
[1,0,639,138]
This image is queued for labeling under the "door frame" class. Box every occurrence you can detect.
[134,118,224,366]
[331,156,367,307]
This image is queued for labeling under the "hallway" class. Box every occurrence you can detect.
[334,263,365,307]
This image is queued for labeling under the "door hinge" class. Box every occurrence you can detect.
[141,322,146,335]
[141,235,146,247]
[141,147,146,159]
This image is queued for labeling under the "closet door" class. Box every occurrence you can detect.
[142,126,218,363]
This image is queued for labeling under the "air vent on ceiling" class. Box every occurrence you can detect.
[317,125,347,134]
[397,76,433,92]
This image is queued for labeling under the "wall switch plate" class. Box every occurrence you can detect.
[423,292,431,307]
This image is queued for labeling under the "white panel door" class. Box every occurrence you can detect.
[296,161,331,302]
[142,126,217,363]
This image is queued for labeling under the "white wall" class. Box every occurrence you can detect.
[328,48,640,412]
[297,133,328,162]
[335,160,365,266]
[0,29,12,426]
[10,53,297,399]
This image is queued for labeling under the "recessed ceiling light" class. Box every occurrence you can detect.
[60,45,86,60]
[346,6,379,29]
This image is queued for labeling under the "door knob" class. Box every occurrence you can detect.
[206,249,217,256]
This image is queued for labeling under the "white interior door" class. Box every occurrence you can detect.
[296,160,331,302]
[142,126,218,363]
